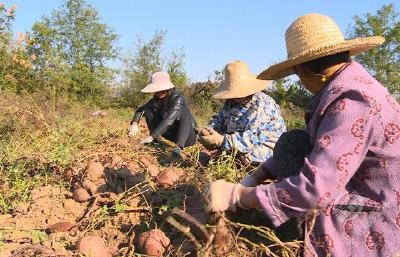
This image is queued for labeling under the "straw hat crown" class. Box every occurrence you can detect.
[285,14,345,59]
[141,71,175,93]
[213,61,271,99]
[258,13,385,80]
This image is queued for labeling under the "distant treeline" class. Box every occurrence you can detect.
[0,0,398,109]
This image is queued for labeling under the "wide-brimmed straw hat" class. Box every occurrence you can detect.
[141,71,175,93]
[213,61,271,99]
[258,13,385,80]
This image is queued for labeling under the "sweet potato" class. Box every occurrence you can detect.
[85,161,104,182]
[136,229,170,257]
[77,235,111,257]
[46,221,75,233]
[73,187,91,202]
[157,167,184,187]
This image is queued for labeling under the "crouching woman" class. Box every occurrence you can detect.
[130,71,197,157]
[206,14,400,257]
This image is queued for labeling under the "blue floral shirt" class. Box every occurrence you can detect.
[208,92,286,163]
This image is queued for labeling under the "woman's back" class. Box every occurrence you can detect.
[302,61,400,256]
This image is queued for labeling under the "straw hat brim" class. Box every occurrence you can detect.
[213,78,271,99]
[258,36,385,80]
[141,82,175,93]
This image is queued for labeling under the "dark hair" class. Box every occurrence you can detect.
[301,51,350,74]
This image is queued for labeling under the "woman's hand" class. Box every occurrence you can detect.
[205,180,261,212]
[199,128,224,148]
[205,180,240,212]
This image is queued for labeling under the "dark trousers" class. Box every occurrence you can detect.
[143,109,197,149]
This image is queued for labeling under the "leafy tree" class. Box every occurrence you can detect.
[269,79,289,107]
[29,0,119,103]
[286,81,312,110]
[120,30,189,107]
[348,4,399,96]
[269,78,311,111]
[186,70,224,111]
[0,4,16,91]
[0,4,35,93]
[0,3,14,43]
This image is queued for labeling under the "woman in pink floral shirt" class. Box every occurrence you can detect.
[206,14,400,256]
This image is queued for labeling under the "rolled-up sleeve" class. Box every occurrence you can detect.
[256,95,377,227]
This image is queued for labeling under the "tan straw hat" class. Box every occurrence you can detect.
[141,71,175,93]
[258,13,385,80]
[213,61,271,99]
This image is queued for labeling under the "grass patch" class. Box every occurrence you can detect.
[0,93,132,214]
[205,151,254,183]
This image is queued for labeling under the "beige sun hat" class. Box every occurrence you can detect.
[213,61,271,99]
[258,13,385,80]
[141,71,175,93]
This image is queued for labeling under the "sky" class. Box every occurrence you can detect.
[4,0,399,82]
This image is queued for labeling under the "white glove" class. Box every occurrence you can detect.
[240,174,258,187]
[205,180,241,213]
[140,136,154,145]
[128,122,139,137]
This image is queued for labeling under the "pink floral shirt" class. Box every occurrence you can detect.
[256,61,400,256]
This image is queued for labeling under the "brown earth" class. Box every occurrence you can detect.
[0,138,214,257]
[0,133,299,257]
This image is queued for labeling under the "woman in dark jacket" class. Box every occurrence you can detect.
[129,71,197,157]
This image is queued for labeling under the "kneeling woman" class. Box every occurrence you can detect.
[207,14,400,256]
[130,72,197,157]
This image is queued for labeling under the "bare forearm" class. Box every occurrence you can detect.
[252,164,276,183]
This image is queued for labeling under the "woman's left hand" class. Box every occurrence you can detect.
[199,128,224,148]
[205,180,241,212]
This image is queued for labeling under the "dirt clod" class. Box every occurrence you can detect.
[111,155,125,168]
[77,235,111,257]
[127,161,140,174]
[73,187,91,202]
[139,156,153,168]
[137,229,170,257]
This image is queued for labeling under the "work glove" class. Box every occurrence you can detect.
[199,128,224,149]
[128,122,139,137]
[240,174,258,187]
[140,136,154,145]
[205,180,242,213]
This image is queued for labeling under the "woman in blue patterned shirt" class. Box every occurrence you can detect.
[199,61,286,164]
